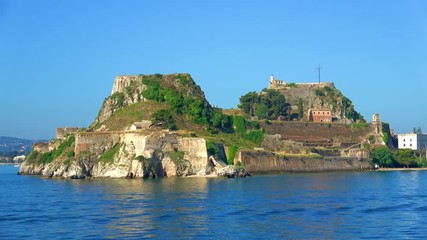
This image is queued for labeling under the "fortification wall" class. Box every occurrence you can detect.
[33,142,49,153]
[75,132,121,154]
[269,82,335,90]
[236,151,372,173]
[261,121,370,147]
[56,127,79,139]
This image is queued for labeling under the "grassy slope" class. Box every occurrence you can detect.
[102,102,169,131]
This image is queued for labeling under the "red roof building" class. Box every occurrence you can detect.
[308,109,332,122]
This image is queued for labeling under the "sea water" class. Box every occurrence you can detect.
[1,165,427,239]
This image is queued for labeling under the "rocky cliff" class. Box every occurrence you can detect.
[91,73,211,131]
[19,131,245,178]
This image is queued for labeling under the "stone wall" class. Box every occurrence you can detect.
[56,127,80,139]
[269,82,335,90]
[75,132,121,154]
[236,151,373,173]
[33,142,49,153]
[261,121,370,147]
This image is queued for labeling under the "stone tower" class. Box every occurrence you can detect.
[269,74,275,84]
[372,113,381,134]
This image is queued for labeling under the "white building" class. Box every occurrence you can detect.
[129,120,152,131]
[398,133,427,150]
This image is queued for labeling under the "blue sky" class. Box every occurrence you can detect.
[1,0,427,140]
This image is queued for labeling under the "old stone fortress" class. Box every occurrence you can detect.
[268,74,335,123]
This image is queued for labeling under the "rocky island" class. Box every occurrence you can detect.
[19,73,391,178]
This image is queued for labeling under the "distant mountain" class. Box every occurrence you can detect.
[0,136,46,155]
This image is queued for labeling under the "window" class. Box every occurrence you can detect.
[410,144,412,147]
[404,144,406,147]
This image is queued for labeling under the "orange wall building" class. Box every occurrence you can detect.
[308,109,332,122]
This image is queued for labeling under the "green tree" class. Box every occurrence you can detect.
[152,109,177,130]
[395,149,418,168]
[298,98,304,119]
[269,90,287,119]
[163,90,184,113]
[372,146,397,167]
[238,89,288,120]
[238,92,258,116]
[315,88,325,97]
[255,103,268,119]
[142,78,161,101]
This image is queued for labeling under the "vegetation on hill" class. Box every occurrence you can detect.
[25,136,75,165]
[238,85,364,122]
[312,86,364,122]
[141,74,214,126]
[238,89,289,120]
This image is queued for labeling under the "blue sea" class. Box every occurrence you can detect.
[2,165,427,239]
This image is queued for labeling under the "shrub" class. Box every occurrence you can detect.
[111,92,125,108]
[99,143,121,163]
[27,151,39,163]
[244,130,264,145]
[227,145,238,165]
[152,109,177,130]
[38,152,53,164]
[324,86,334,95]
[287,83,298,88]
[66,151,75,158]
[38,136,75,164]
[314,88,325,97]
[167,151,185,164]
[207,141,220,157]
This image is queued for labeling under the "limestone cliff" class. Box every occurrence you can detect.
[19,131,242,178]
[91,73,211,131]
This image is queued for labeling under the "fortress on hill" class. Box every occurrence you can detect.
[268,74,335,90]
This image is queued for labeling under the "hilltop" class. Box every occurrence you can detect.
[239,75,363,123]
[19,73,386,178]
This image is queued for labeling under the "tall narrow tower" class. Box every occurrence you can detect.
[372,113,382,134]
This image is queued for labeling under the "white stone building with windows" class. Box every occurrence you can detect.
[398,133,427,150]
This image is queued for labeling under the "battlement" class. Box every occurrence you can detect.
[56,127,80,139]
[267,74,335,90]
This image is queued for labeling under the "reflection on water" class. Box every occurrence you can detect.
[2,166,427,239]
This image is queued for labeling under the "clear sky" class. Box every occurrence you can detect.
[1,0,427,140]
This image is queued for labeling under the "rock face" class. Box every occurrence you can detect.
[19,73,250,179]
[91,73,210,131]
[19,131,244,179]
